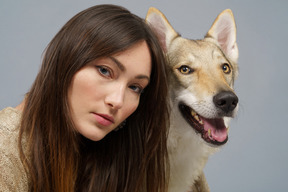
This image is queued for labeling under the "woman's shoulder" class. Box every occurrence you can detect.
[0,107,22,133]
[0,107,28,191]
[0,107,22,154]
[0,106,22,158]
[0,107,21,154]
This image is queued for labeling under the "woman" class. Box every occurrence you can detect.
[0,4,170,192]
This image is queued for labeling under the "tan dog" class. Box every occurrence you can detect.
[146,8,239,192]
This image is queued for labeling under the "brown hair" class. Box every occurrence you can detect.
[19,4,169,192]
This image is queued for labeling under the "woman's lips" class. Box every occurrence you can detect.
[92,113,114,126]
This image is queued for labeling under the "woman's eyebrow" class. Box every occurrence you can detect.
[135,74,150,81]
[109,56,150,81]
[109,56,125,71]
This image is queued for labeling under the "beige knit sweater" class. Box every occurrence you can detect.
[0,107,28,191]
[0,107,210,192]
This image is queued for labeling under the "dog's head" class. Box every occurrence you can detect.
[146,8,239,147]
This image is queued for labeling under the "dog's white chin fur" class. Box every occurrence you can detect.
[167,105,216,191]
[167,90,233,192]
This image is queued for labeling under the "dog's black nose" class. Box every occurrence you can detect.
[213,91,238,113]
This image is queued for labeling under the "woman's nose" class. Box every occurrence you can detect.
[105,85,125,110]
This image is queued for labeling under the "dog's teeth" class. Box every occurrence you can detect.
[199,119,203,125]
[208,129,211,138]
[191,110,201,122]
[191,110,197,117]
[194,115,200,122]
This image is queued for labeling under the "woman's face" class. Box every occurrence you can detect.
[68,41,151,141]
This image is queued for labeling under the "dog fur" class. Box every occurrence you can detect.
[146,8,239,192]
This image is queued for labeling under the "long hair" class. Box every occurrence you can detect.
[19,4,169,192]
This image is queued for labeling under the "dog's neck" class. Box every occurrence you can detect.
[167,99,218,192]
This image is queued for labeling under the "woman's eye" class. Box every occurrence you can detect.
[177,65,194,75]
[129,85,143,94]
[96,66,112,77]
[222,63,231,74]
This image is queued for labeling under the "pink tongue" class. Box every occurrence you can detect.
[202,118,227,142]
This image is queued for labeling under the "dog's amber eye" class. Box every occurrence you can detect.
[178,65,193,74]
[222,63,231,74]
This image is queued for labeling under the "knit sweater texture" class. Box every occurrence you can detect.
[0,107,28,191]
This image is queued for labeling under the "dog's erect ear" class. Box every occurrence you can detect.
[146,7,178,52]
[206,9,238,62]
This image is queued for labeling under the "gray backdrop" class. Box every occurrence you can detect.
[1,0,287,191]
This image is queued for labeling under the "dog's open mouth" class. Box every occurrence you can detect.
[179,103,228,146]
